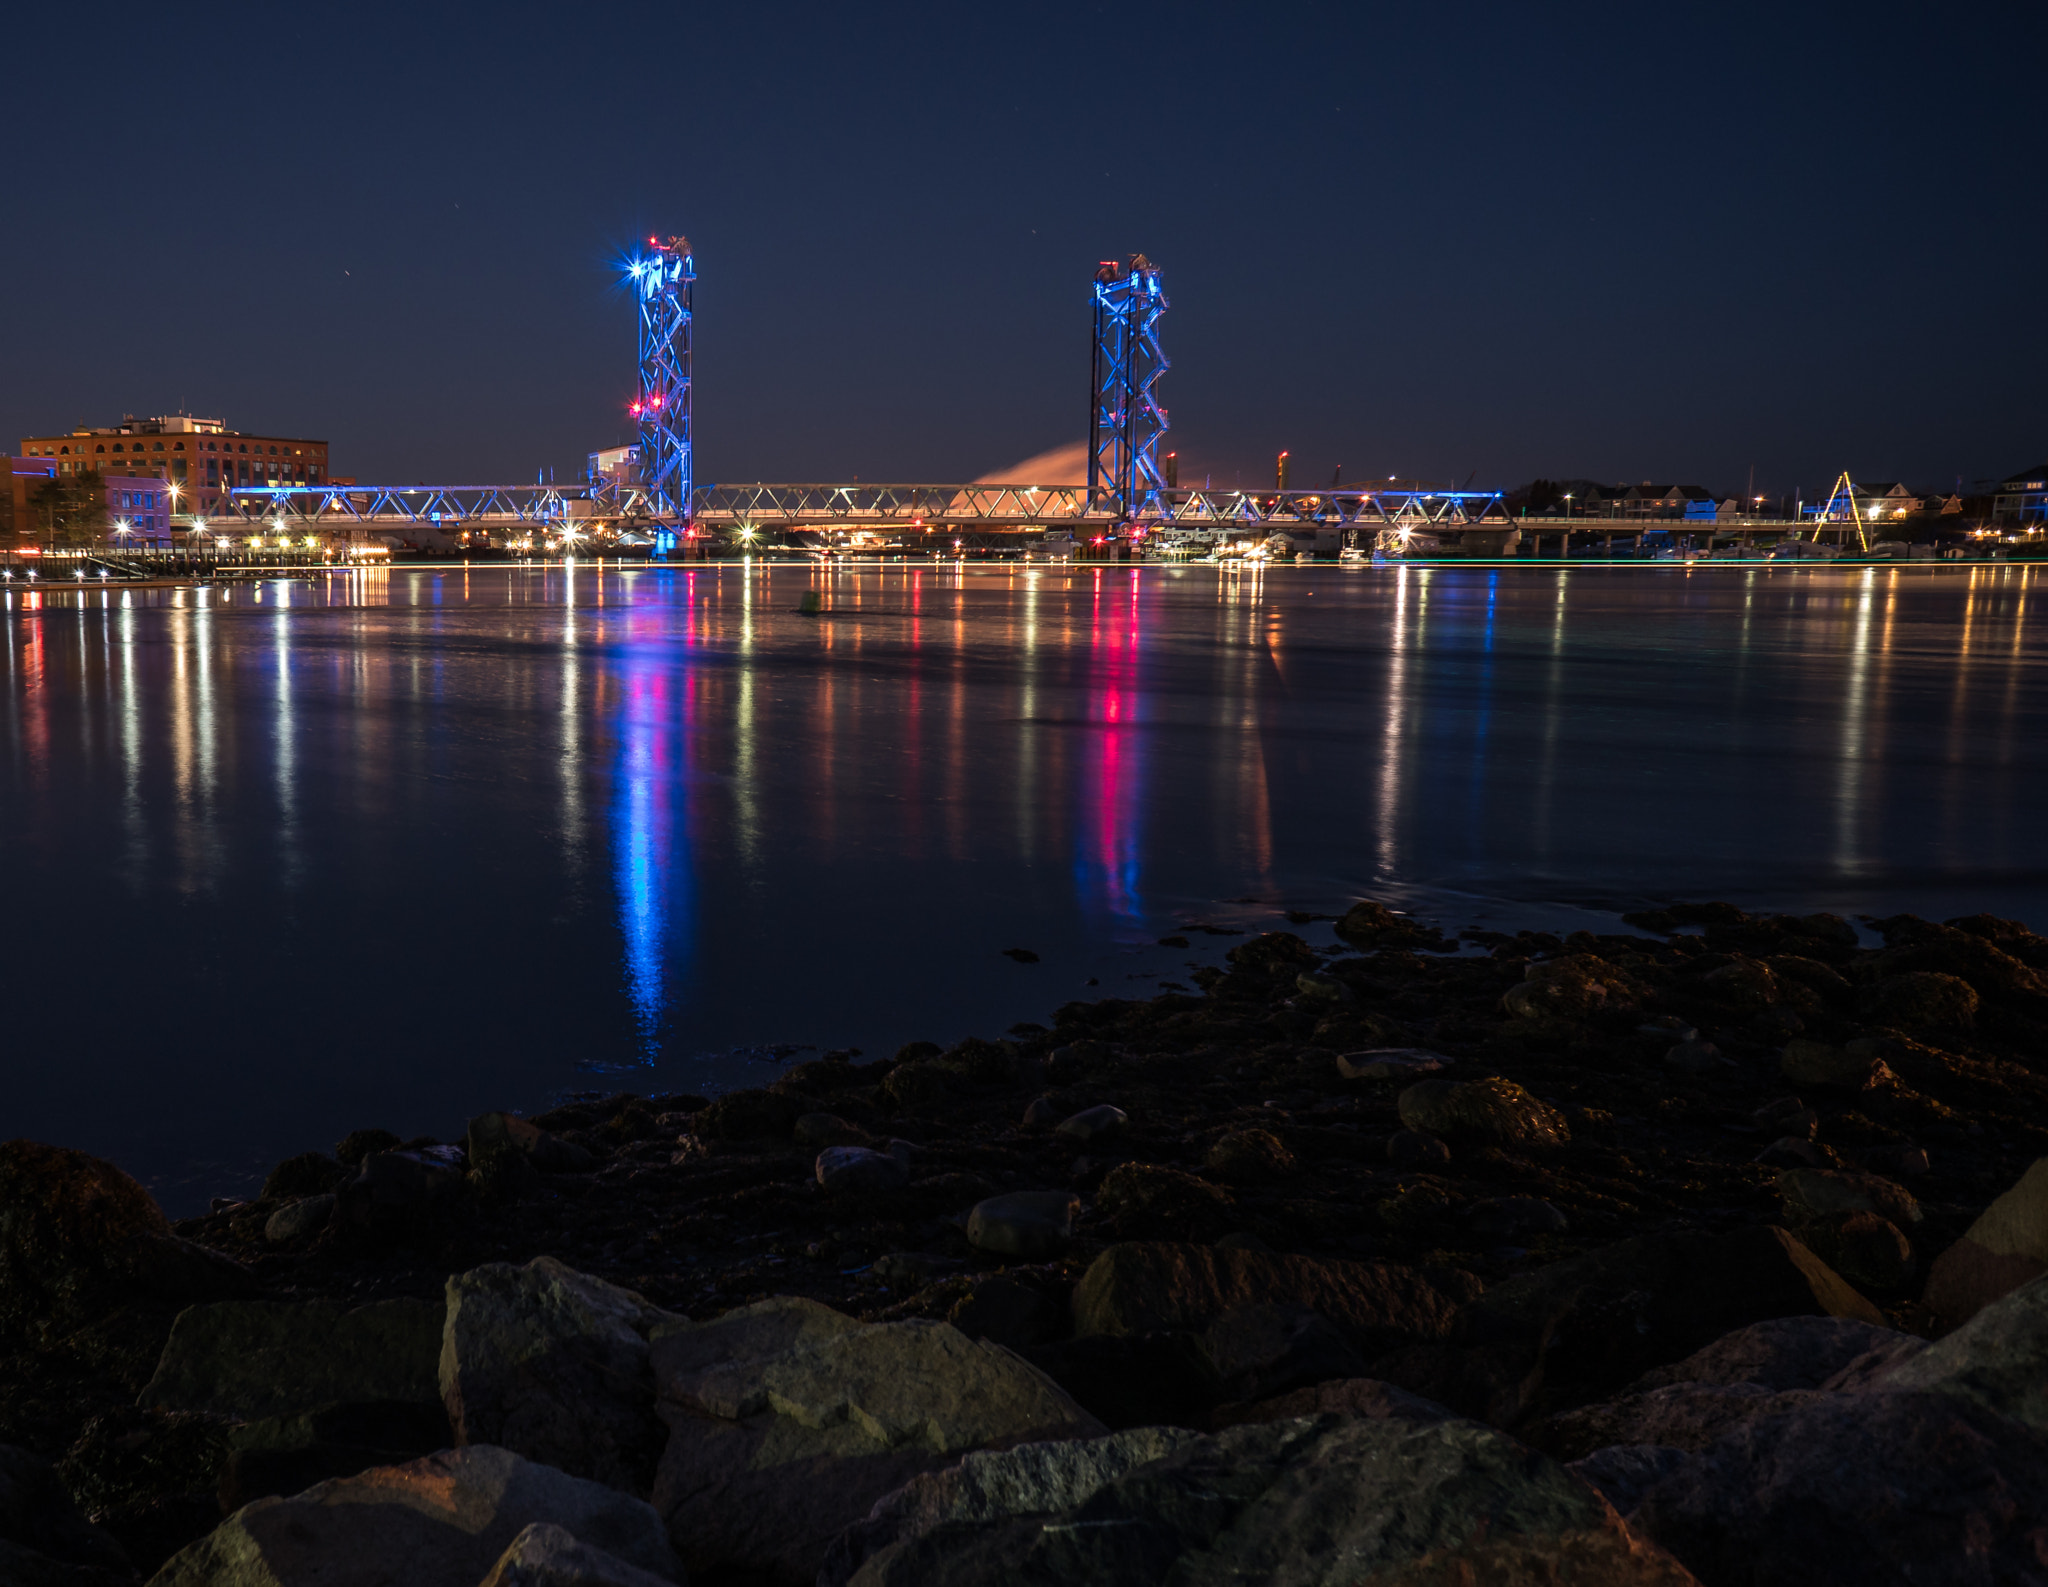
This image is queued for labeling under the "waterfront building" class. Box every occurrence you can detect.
[16,414,331,516]
[2,457,56,547]
[1993,464,2048,526]
[3,461,173,550]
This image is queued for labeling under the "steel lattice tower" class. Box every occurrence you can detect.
[1089,254,1170,520]
[628,237,695,522]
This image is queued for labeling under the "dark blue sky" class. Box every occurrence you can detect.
[5,1,2042,500]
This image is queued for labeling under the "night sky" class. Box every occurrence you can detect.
[4,1,2042,501]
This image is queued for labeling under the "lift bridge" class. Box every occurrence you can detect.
[200,238,1509,555]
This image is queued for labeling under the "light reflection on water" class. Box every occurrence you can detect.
[2,561,2045,1208]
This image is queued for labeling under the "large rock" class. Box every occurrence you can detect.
[1627,1315,1923,1394]
[0,1443,133,1582]
[653,1316,1102,1584]
[1525,1382,1828,1461]
[1071,1242,1458,1355]
[1920,1157,2048,1332]
[477,1522,677,1587]
[1201,1302,1369,1403]
[1633,1392,2048,1587]
[332,1150,467,1243]
[1882,1269,2048,1430]
[142,1299,443,1426]
[1093,1166,1235,1241]
[0,1139,254,1347]
[468,1112,595,1175]
[1456,1225,1883,1409]
[1395,1076,1570,1150]
[820,1428,1200,1587]
[1211,1375,1455,1430]
[1500,954,1642,1032]
[441,1258,674,1495]
[965,1192,1077,1258]
[825,1412,1698,1586]
[1859,969,1979,1029]
[646,1294,855,1381]
[148,1445,679,1586]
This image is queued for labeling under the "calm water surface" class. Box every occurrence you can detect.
[6,561,2045,1207]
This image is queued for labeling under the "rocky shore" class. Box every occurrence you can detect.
[4,898,2048,1584]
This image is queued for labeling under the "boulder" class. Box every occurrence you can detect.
[1019,1097,1059,1130]
[1501,954,1642,1031]
[1920,1157,2048,1332]
[691,1088,802,1141]
[1071,1242,1458,1356]
[1293,970,1354,1002]
[1882,1269,2048,1430]
[259,1153,349,1202]
[1568,1444,1695,1519]
[822,1412,1698,1587]
[1052,1105,1126,1143]
[441,1258,674,1495]
[1336,1047,1454,1081]
[141,1298,444,1428]
[332,1149,467,1242]
[880,1062,957,1110]
[964,1192,1077,1258]
[794,1113,869,1150]
[1777,1167,1921,1227]
[1804,1211,1916,1293]
[1093,1165,1234,1240]
[946,1276,1065,1351]
[819,1427,1201,1587]
[815,1146,910,1194]
[0,1139,254,1348]
[1859,970,1979,1029]
[1627,1315,1923,1394]
[468,1112,595,1177]
[653,1317,1102,1584]
[646,1295,855,1384]
[1778,1039,1887,1090]
[262,1195,335,1245]
[1396,1076,1570,1150]
[476,1522,678,1587]
[1202,1128,1296,1183]
[1457,1225,1883,1409]
[148,1445,679,1587]
[0,1443,133,1581]
[1633,1393,2048,1587]
[1210,1374,1455,1430]
[334,1129,402,1167]
[1201,1301,1369,1402]
[1334,900,1443,949]
[1525,1382,1828,1461]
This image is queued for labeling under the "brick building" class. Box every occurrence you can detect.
[16,414,330,516]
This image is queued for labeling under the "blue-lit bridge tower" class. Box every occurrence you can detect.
[628,237,695,522]
[1088,255,1170,521]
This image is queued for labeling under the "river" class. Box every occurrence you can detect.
[4,559,2043,1208]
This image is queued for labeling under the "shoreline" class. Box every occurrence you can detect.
[4,894,2046,1581]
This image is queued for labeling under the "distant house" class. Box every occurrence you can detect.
[1621,483,1717,520]
[1854,482,1925,520]
[1993,464,2048,526]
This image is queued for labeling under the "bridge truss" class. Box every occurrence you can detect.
[199,482,1509,543]
[1089,255,1171,519]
